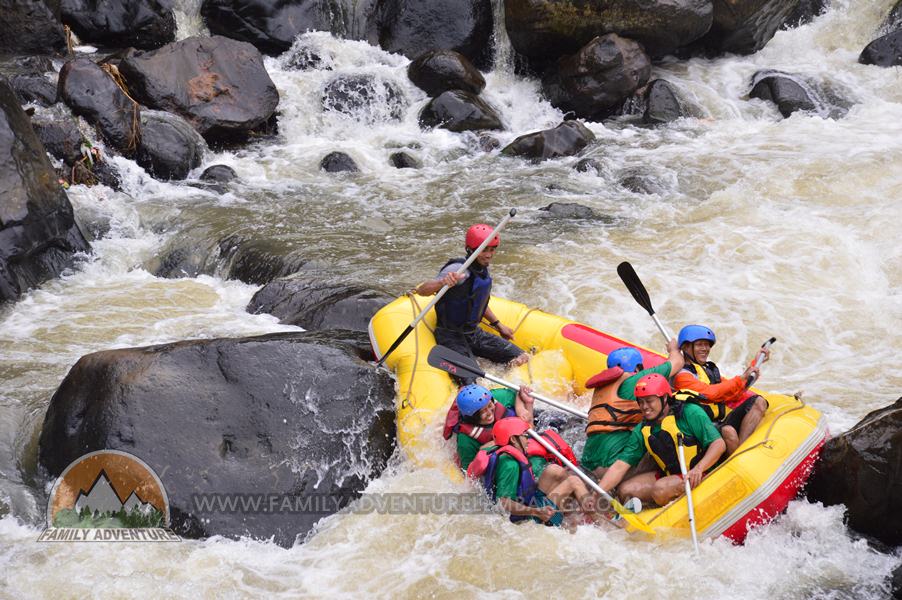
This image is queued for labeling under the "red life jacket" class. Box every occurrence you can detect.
[443,400,513,445]
[526,430,579,468]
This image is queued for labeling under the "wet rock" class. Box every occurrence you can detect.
[14,56,56,75]
[119,36,279,145]
[389,151,420,169]
[620,172,666,194]
[407,50,485,97]
[643,79,699,124]
[418,89,502,132]
[783,0,829,29]
[885,1,902,33]
[10,74,57,107]
[806,398,902,547]
[0,77,90,303]
[749,70,852,119]
[476,133,500,152]
[136,110,207,180]
[200,164,238,183]
[201,0,364,56]
[321,74,405,123]
[58,58,140,153]
[65,158,122,189]
[542,34,651,121]
[61,0,176,50]
[320,151,359,173]
[501,120,595,161]
[283,44,326,71]
[0,0,67,54]
[31,115,85,165]
[373,0,493,68]
[892,563,902,599]
[248,273,393,331]
[575,157,602,173]
[697,0,803,55]
[505,0,712,62]
[859,30,902,68]
[538,202,603,220]
[37,330,397,547]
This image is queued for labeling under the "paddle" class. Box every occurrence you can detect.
[746,337,776,388]
[676,433,700,554]
[617,261,673,342]
[375,208,517,368]
[526,429,655,534]
[426,345,588,420]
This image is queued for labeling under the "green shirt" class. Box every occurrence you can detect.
[617,402,722,468]
[580,361,675,471]
[494,453,546,500]
[457,388,516,470]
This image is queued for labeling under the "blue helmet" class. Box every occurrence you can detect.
[607,347,644,372]
[678,325,716,348]
[456,384,493,416]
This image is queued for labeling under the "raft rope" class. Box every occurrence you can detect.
[645,394,809,525]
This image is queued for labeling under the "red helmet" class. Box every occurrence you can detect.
[493,417,529,446]
[465,224,500,250]
[634,373,672,399]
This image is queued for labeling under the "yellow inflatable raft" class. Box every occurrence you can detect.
[368,294,827,542]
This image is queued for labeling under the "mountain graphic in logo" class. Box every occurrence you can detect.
[73,470,156,517]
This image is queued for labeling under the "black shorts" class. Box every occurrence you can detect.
[720,395,765,431]
[434,327,524,385]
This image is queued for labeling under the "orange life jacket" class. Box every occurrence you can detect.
[586,368,642,435]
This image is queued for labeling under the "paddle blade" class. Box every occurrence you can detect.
[617,261,656,317]
[427,345,486,381]
[610,498,656,534]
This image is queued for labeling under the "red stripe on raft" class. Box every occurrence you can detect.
[561,323,665,368]
[721,437,826,544]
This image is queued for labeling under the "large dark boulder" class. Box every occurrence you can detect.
[389,151,420,169]
[501,120,594,161]
[321,74,406,123]
[806,399,902,548]
[782,0,828,29]
[37,330,397,547]
[10,74,58,107]
[0,78,90,303]
[538,202,608,221]
[0,0,67,54]
[61,0,176,50]
[859,30,902,68]
[407,50,485,97]
[31,114,86,166]
[248,273,392,331]
[542,34,651,121]
[58,58,140,153]
[135,110,206,180]
[119,36,280,144]
[884,1,902,34]
[418,89,502,132]
[504,0,712,62]
[201,0,373,56]
[749,70,852,119]
[373,0,494,68]
[642,79,701,124]
[200,164,237,183]
[697,0,803,55]
[320,151,359,173]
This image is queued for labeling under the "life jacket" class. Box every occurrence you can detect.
[586,367,643,435]
[467,444,537,522]
[526,430,579,468]
[641,402,702,476]
[434,258,492,333]
[672,388,728,422]
[443,400,514,445]
[681,360,722,385]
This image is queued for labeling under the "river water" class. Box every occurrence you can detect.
[1,0,901,597]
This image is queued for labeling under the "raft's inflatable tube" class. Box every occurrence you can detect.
[368,295,827,543]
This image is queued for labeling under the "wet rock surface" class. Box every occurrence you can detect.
[418,89,502,132]
[38,330,397,547]
[320,151,359,173]
[407,50,485,97]
[501,120,595,161]
[136,110,207,180]
[61,0,176,50]
[749,70,853,119]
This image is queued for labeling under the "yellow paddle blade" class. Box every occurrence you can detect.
[610,498,655,535]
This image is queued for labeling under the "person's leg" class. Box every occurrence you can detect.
[616,472,659,505]
[468,328,527,368]
[433,327,477,385]
[650,474,686,506]
[738,396,768,445]
[720,425,740,456]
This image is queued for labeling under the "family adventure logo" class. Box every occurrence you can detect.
[38,450,180,542]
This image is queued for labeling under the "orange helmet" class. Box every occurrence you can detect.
[493,417,529,446]
[465,224,500,250]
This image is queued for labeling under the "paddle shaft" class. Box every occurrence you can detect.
[479,371,588,420]
[677,434,700,554]
[746,337,777,389]
[375,208,517,367]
